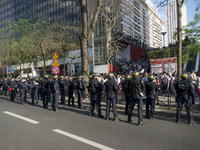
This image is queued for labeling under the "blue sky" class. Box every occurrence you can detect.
[151,0,199,24]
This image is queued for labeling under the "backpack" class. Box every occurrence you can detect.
[178,81,187,90]
[89,79,96,93]
[122,80,129,91]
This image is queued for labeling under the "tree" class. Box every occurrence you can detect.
[176,0,185,80]
[102,0,130,72]
[79,0,102,89]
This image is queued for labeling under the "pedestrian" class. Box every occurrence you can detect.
[175,73,194,125]
[76,75,85,109]
[145,74,157,119]
[104,73,119,122]
[89,73,104,118]
[189,70,197,104]
[197,76,200,104]
[127,71,144,126]
[122,74,131,115]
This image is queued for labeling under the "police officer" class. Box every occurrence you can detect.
[9,78,17,102]
[175,73,194,125]
[122,74,131,115]
[68,77,76,107]
[128,71,144,126]
[41,75,50,109]
[3,78,8,96]
[19,78,27,104]
[59,76,66,105]
[104,73,119,122]
[30,79,39,105]
[76,75,85,109]
[145,74,156,119]
[89,74,104,118]
[51,75,59,111]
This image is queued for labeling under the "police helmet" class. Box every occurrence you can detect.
[108,73,114,78]
[44,74,49,78]
[181,73,188,80]
[68,77,73,80]
[53,75,59,79]
[78,75,84,79]
[132,71,139,76]
[148,74,154,81]
[126,75,131,79]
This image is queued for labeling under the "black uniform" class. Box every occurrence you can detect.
[89,78,104,117]
[30,81,39,104]
[19,81,27,104]
[41,78,50,109]
[51,79,59,111]
[122,78,131,114]
[104,78,119,121]
[128,76,144,125]
[59,79,66,105]
[9,80,17,102]
[3,79,8,96]
[76,78,85,108]
[68,79,76,106]
[145,81,156,119]
[175,79,194,124]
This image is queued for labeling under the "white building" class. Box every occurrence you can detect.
[166,0,187,45]
[121,0,165,49]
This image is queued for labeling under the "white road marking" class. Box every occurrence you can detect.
[3,111,39,124]
[53,129,115,150]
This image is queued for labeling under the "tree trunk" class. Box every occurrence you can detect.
[176,0,184,80]
[80,0,90,98]
[109,59,113,73]
[70,59,74,76]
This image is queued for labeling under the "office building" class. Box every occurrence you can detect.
[166,0,187,45]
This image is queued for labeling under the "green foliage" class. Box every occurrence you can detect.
[148,48,176,59]
[182,43,200,63]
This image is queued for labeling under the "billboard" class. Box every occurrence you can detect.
[150,57,177,74]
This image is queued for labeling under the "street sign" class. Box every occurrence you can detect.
[9,68,14,73]
[53,59,60,66]
[52,66,60,74]
[52,53,59,60]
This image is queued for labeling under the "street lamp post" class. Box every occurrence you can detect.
[161,31,167,47]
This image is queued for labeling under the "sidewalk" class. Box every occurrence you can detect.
[80,95,200,120]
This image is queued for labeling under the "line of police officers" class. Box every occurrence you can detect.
[0,71,195,126]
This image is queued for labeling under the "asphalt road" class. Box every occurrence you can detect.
[0,95,200,150]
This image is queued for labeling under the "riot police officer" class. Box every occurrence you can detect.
[3,78,8,96]
[68,77,76,107]
[41,75,50,109]
[89,74,104,118]
[128,71,144,126]
[59,76,66,105]
[122,74,131,115]
[9,78,17,102]
[145,74,156,119]
[19,78,28,104]
[51,75,59,111]
[175,73,194,125]
[104,73,119,122]
[76,75,85,109]
[30,79,39,105]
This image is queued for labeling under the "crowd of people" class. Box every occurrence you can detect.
[0,69,200,126]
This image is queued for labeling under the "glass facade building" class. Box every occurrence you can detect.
[0,0,81,29]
